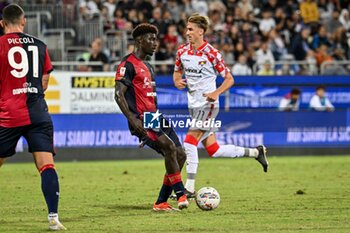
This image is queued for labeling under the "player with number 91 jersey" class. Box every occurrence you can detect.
[0,32,53,127]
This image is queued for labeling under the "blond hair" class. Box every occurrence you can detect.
[187,13,210,33]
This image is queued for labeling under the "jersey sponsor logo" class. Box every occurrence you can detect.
[7,37,35,44]
[71,76,115,88]
[147,92,157,97]
[140,68,145,72]
[12,82,38,95]
[185,68,202,74]
[143,77,155,88]
[198,60,207,66]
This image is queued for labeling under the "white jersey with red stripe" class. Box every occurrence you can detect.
[174,41,230,108]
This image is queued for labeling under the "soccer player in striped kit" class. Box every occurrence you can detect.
[115,23,189,211]
[0,4,65,230]
[173,13,269,197]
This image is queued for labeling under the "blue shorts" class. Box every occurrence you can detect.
[0,121,55,158]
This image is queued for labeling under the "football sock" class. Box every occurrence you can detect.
[40,164,59,214]
[244,148,259,158]
[155,175,172,204]
[168,172,185,199]
[206,142,248,158]
[185,173,196,193]
[184,134,199,193]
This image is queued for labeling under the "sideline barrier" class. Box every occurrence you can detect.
[16,111,350,150]
[47,72,350,113]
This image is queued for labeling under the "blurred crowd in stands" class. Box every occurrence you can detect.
[2,0,350,75]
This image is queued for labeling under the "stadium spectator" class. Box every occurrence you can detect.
[149,7,167,37]
[232,54,252,76]
[318,0,335,23]
[305,50,318,75]
[192,0,209,16]
[241,21,260,51]
[238,0,253,17]
[290,27,311,61]
[274,7,287,32]
[127,9,140,28]
[234,42,245,61]
[311,25,332,50]
[113,8,127,30]
[278,88,301,111]
[284,0,299,18]
[325,9,343,34]
[315,44,333,67]
[256,41,275,69]
[263,0,281,13]
[79,0,102,21]
[339,9,350,30]
[166,0,181,23]
[300,0,319,26]
[221,42,235,65]
[88,37,110,71]
[246,11,260,33]
[268,28,288,60]
[259,9,276,37]
[309,86,335,111]
[103,0,116,19]
[332,27,349,59]
[275,54,299,75]
[257,60,275,75]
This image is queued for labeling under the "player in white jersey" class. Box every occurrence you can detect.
[173,13,269,197]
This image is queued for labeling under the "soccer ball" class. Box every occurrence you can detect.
[195,187,220,211]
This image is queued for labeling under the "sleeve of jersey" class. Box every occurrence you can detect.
[115,61,134,86]
[213,51,230,77]
[174,48,183,72]
[43,47,53,74]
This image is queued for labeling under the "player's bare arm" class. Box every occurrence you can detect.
[42,74,50,91]
[203,72,234,102]
[114,81,147,137]
[173,70,187,90]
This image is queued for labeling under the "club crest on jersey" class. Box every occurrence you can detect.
[119,67,126,76]
[198,60,207,66]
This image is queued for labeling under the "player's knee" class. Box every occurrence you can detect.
[205,142,220,157]
[177,148,186,163]
[163,143,177,159]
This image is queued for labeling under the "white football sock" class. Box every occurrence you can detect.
[184,141,199,193]
[210,145,245,158]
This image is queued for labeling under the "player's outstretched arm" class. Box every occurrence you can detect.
[204,72,234,102]
[173,70,187,90]
[114,81,147,137]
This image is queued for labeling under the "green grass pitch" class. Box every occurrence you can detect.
[1,156,350,233]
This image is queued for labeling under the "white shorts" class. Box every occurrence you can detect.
[188,103,220,132]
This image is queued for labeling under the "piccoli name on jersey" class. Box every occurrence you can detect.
[7,37,35,44]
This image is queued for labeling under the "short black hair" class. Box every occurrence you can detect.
[316,86,325,91]
[132,23,158,39]
[291,88,301,95]
[2,4,24,25]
